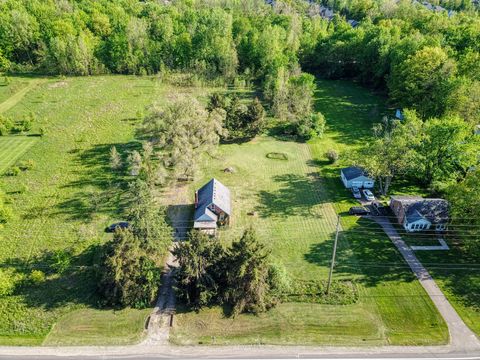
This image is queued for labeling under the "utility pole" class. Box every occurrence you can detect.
[327,215,340,295]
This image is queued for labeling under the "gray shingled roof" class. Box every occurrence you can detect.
[341,166,370,181]
[400,198,449,225]
[193,178,231,224]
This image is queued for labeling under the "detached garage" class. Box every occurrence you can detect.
[340,167,374,189]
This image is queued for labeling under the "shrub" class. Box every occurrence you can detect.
[28,270,46,285]
[296,112,326,140]
[288,280,358,305]
[0,269,16,296]
[326,149,339,164]
[0,204,12,224]
[5,166,20,176]
[17,159,35,171]
[48,250,72,274]
[0,116,13,135]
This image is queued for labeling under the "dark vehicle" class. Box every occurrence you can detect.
[105,222,130,233]
[349,206,371,216]
[372,201,388,215]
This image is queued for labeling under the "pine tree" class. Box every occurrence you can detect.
[99,228,161,308]
[109,146,122,171]
[225,227,273,315]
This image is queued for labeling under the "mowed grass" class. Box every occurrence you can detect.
[0,75,215,345]
[171,79,448,347]
[0,76,31,104]
[0,136,39,174]
[43,308,151,346]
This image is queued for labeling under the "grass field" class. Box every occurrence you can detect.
[0,75,215,345]
[0,136,39,174]
[43,308,151,346]
[170,80,448,346]
[0,77,30,104]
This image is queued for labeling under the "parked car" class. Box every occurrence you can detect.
[362,189,375,201]
[349,206,371,216]
[105,222,130,233]
[372,201,387,215]
[352,186,362,199]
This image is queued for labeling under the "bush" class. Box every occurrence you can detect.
[0,204,12,224]
[17,159,35,171]
[0,116,13,135]
[288,280,358,305]
[5,166,20,176]
[28,270,46,285]
[296,112,326,140]
[48,250,72,274]
[326,149,339,164]
[0,269,17,296]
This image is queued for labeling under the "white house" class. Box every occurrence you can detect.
[340,167,375,189]
[390,196,449,232]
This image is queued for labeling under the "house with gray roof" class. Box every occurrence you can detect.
[390,196,449,232]
[193,178,231,234]
[340,166,375,189]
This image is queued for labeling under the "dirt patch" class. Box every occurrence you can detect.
[48,81,68,89]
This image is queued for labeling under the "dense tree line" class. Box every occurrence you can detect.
[173,228,290,315]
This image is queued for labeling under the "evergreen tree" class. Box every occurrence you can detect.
[173,230,226,308]
[109,146,122,171]
[225,227,275,315]
[99,228,161,308]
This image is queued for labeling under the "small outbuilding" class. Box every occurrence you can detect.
[340,167,375,189]
[395,109,404,121]
[193,178,231,235]
[390,196,449,232]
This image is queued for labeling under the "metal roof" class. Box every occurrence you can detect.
[193,178,231,224]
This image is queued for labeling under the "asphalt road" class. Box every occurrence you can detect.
[1,345,480,360]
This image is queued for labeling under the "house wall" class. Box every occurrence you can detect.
[404,219,431,232]
[390,199,406,224]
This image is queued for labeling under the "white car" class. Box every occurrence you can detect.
[352,186,362,199]
[362,189,375,201]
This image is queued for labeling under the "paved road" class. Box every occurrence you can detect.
[0,344,479,360]
[371,217,480,352]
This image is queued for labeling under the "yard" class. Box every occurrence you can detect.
[0,136,39,174]
[170,80,448,346]
[0,75,213,345]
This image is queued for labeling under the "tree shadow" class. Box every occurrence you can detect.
[255,172,328,219]
[51,141,141,222]
[2,243,107,311]
[304,217,416,287]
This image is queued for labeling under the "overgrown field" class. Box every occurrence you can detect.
[0,75,212,345]
[170,81,448,346]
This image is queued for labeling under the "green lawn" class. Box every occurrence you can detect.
[410,240,480,336]
[0,136,38,174]
[171,80,448,346]
[0,76,31,104]
[0,75,214,345]
[43,308,151,346]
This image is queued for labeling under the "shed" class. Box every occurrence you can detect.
[475,124,480,135]
[340,167,375,189]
